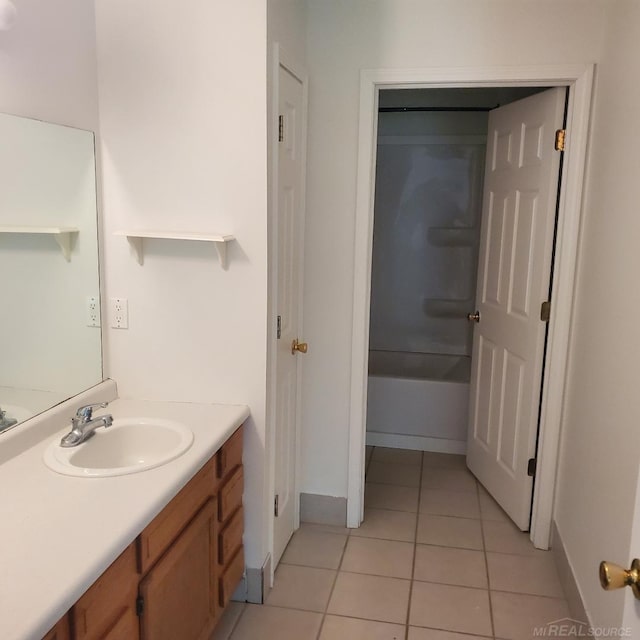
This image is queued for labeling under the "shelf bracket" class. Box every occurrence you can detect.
[214,241,228,270]
[126,236,145,265]
[53,230,78,262]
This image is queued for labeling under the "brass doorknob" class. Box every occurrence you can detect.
[291,339,308,355]
[467,311,480,323]
[599,559,640,599]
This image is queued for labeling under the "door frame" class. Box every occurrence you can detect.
[347,64,594,549]
[266,43,308,574]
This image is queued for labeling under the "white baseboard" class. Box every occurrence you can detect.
[366,430,466,454]
[551,520,590,625]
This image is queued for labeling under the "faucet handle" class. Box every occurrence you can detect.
[75,402,109,421]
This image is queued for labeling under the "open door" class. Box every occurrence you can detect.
[467,87,566,530]
[273,62,306,566]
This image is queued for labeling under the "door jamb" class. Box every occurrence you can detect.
[347,64,594,548]
[267,43,309,576]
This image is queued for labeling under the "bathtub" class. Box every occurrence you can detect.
[366,350,470,454]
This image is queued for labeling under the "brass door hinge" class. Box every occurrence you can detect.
[278,115,284,143]
[555,129,566,152]
[274,494,280,517]
[540,300,551,322]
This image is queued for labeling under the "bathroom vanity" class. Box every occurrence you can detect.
[45,425,243,640]
[0,393,249,640]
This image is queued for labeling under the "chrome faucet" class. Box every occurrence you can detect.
[0,406,18,433]
[60,402,113,447]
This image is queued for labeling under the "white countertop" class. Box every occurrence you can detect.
[0,396,250,640]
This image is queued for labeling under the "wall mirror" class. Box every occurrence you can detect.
[0,112,102,433]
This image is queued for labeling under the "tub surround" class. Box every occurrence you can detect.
[366,351,469,454]
[0,390,249,640]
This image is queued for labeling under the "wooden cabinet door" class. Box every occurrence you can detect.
[139,498,218,640]
[72,544,139,640]
[42,615,70,640]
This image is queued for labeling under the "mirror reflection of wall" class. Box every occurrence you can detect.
[0,113,102,431]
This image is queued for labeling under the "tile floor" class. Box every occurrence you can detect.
[213,447,570,640]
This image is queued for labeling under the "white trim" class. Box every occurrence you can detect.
[366,431,467,455]
[267,42,309,575]
[347,64,595,547]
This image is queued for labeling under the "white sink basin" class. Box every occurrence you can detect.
[44,417,194,477]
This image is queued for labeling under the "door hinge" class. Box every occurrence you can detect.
[540,300,551,322]
[527,458,537,477]
[274,494,279,517]
[136,595,145,617]
[278,115,284,142]
[555,129,566,152]
[277,315,282,339]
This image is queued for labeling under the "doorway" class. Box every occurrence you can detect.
[347,65,594,550]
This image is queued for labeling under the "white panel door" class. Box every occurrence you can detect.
[467,88,565,530]
[273,64,305,566]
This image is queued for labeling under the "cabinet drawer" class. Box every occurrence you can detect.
[138,457,216,574]
[217,426,243,480]
[72,544,138,640]
[219,547,244,609]
[219,507,243,566]
[219,466,243,523]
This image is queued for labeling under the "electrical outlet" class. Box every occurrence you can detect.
[86,296,100,327]
[110,297,129,329]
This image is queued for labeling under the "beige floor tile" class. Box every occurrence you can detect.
[487,552,564,598]
[320,615,405,640]
[372,446,423,466]
[229,604,322,640]
[408,627,491,640]
[342,536,414,579]
[367,460,421,487]
[210,601,245,640]
[483,519,540,555]
[409,581,492,636]
[417,514,483,550]
[327,571,411,624]
[266,564,336,612]
[414,544,487,589]
[420,489,480,519]
[421,468,477,493]
[491,591,570,640]
[281,528,347,569]
[365,482,419,512]
[478,489,510,522]
[353,508,417,542]
[423,452,467,470]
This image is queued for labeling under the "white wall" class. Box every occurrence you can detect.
[95,0,269,571]
[268,0,307,65]
[554,0,640,629]
[0,0,99,130]
[302,0,608,497]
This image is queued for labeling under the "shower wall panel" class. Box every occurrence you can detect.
[369,112,486,357]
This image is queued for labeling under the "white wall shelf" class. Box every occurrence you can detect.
[115,230,235,269]
[0,226,79,261]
